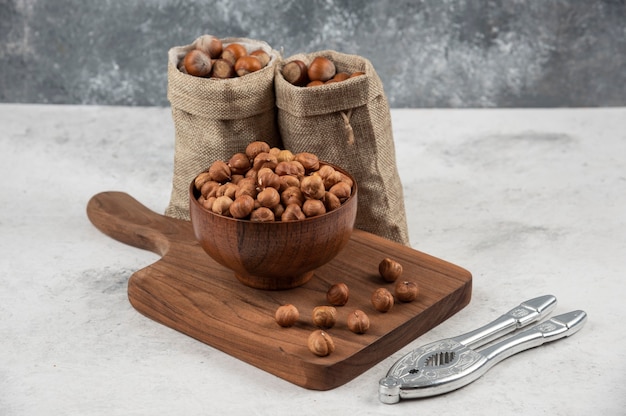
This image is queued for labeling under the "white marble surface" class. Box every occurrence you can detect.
[1,104,625,415]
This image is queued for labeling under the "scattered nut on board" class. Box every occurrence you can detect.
[347,309,370,334]
[308,330,335,357]
[326,282,349,306]
[312,306,337,329]
[371,287,395,312]
[275,304,299,327]
[379,257,403,282]
[395,280,420,302]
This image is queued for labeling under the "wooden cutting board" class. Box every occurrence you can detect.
[86,191,472,390]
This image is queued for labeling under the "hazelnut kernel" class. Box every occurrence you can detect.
[328,181,351,202]
[208,160,231,183]
[307,330,335,357]
[379,258,403,282]
[257,187,280,208]
[326,283,349,306]
[323,191,341,212]
[212,195,233,216]
[252,152,278,171]
[228,152,251,175]
[395,280,420,302]
[294,152,320,172]
[245,141,271,160]
[300,175,325,200]
[281,204,306,221]
[275,304,299,327]
[281,187,304,207]
[302,199,326,217]
[250,207,275,222]
[257,167,281,189]
[347,309,370,334]
[194,171,213,191]
[276,149,295,162]
[371,287,394,313]
[312,306,337,328]
[230,194,255,219]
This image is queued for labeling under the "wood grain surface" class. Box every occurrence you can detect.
[86,191,472,390]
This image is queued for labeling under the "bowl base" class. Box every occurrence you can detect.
[234,270,315,290]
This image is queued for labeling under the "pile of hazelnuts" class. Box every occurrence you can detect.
[281,56,365,87]
[194,141,353,221]
[179,35,271,79]
[275,257,421,357]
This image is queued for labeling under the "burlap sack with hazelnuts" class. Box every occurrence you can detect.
[275,50,410,245]
[165,36,282,220]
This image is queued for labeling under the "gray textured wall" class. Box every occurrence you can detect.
[1,0,625,108]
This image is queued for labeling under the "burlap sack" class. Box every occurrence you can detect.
[165,36,282,220]
[275,50,409,245]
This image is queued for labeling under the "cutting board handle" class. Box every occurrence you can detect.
[86,191,192,256]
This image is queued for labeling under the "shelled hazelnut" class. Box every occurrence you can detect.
[395,280,420,302]
[275,304,299,327]
[347,309,370,334]
[379,258,403,282]
[371,287,394,313]
[312,306,337,329]
[326,283,349,306]
[308,330,335,357]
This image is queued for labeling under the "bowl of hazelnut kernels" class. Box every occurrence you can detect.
[189,141,358,290]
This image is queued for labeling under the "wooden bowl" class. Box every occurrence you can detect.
[189,164,358,290]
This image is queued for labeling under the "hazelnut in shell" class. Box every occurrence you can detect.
[193,35,223,58]
[282,60,309,86]
[211,59,235,79]
[307,56,336,82]
[250,49,271,67]
[183,49,213,77]
[221,42,247,65]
